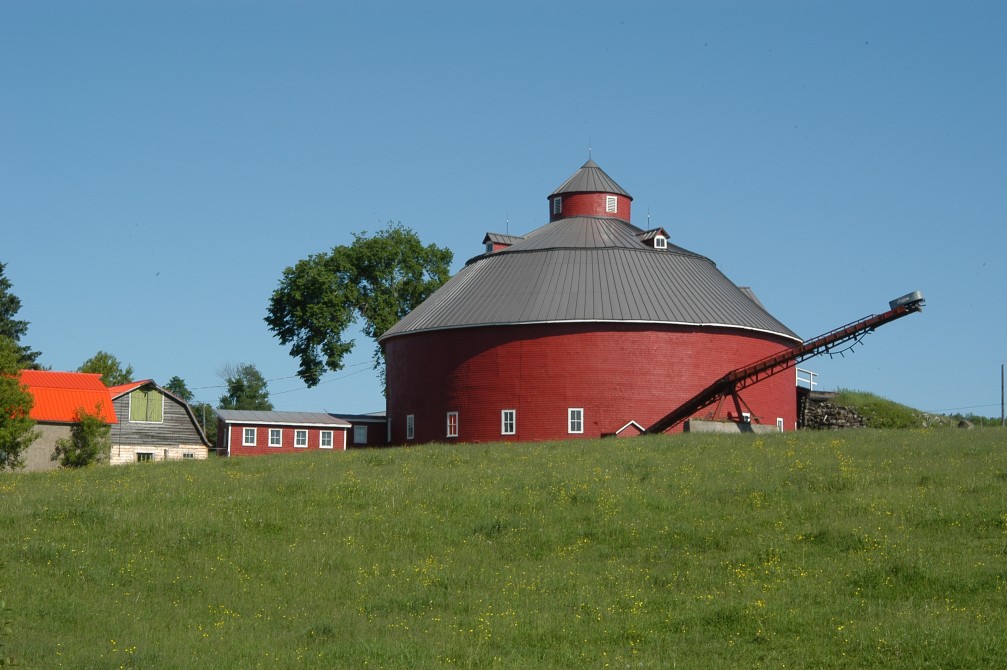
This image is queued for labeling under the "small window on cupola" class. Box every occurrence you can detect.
[605,195,618,213]
[654,235,667,250]
[553,197,562,215]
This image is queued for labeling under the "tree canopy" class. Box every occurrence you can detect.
[165,375,193,402]
[51,405,112,468]
[0,336,40,470]
[0,262,42,368]
[78,351,134,387]
[218,363,273,411]
[265,222,452,387]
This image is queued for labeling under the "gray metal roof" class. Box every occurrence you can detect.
[216,409,351,427]
[380,165,799,344]
[550,159,632,198]
[380,245,799,342]
[482,232,525,246]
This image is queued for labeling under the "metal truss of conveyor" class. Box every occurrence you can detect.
[644,291,926,434]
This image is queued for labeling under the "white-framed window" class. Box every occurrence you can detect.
[242,427,256,446]
[501,409,516,435]
[136,452,153,462]
[485,241,494,253]
[182,452,195,459]
[269,428,282,447]
[568,408,584,434]
[353,425,367,444]
[320,430,334,449]
[776,418,784,432]
[605,195,617,213]
[295,430,308,447]
[446,411,459,438]
[406,414,415,440]
[552,197,562,214]
[654,235,667,249]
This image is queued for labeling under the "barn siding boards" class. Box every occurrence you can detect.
[385,322,797,444]
[110,389,208,448]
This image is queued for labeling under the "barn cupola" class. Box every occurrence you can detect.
[548,159,633,223]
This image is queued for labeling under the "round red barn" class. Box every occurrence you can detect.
[380,160,801,443]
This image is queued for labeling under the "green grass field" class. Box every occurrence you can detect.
[2,427,1005,668]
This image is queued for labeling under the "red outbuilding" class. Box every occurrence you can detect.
[216,410,350,456]
[379,160,803,443]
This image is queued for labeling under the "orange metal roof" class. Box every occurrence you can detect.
[107,379,153,398]
[18,370,118,424]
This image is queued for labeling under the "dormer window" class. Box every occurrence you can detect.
[485,241,494,254]
[552,197,562,215]
[654,235,667,250]
[605,195,617,213]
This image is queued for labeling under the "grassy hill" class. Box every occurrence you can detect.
[826,389,1002,429]
[2,428,1005,668]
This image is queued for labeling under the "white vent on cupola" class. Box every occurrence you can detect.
[605,195,617,213]
[553,197,562,215]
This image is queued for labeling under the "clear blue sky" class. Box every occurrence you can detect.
[3,1,1005,419]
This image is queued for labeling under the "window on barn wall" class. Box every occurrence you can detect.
[320,430,333,449]
[353,425,367,444]
[269,428,282,447]
[606,195,617,213]
[568,408,584,434]
[295,430,308,447]
[501,409,516,435]
[243,427,256,446]
[406,415,415,440]
[129,388,164,423]
[136,452,153,462]
[446,412,459,438]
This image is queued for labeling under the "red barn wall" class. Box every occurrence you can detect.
[384,323,798,444]
[224,424,348,455]
[550,193,632,222]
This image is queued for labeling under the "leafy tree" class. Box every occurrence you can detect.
[0,261,42,368]
[51,405,112,468]
[0,336,40,471]
[78,351,134,387]
[218,363,273,411]
[164,375,193,402]
[190,400,217,445]
[265,222,452,387]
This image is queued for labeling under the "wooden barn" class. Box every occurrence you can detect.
[106,380,212,463]
[379,160,803,443]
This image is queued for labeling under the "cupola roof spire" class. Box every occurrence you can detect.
[550,159,633,199]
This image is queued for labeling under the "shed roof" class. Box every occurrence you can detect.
[18,370,118,424]
[216,409,351,428]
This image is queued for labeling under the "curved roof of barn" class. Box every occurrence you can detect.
[380,163,799,343]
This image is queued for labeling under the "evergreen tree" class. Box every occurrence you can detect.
[0,262,42,368]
